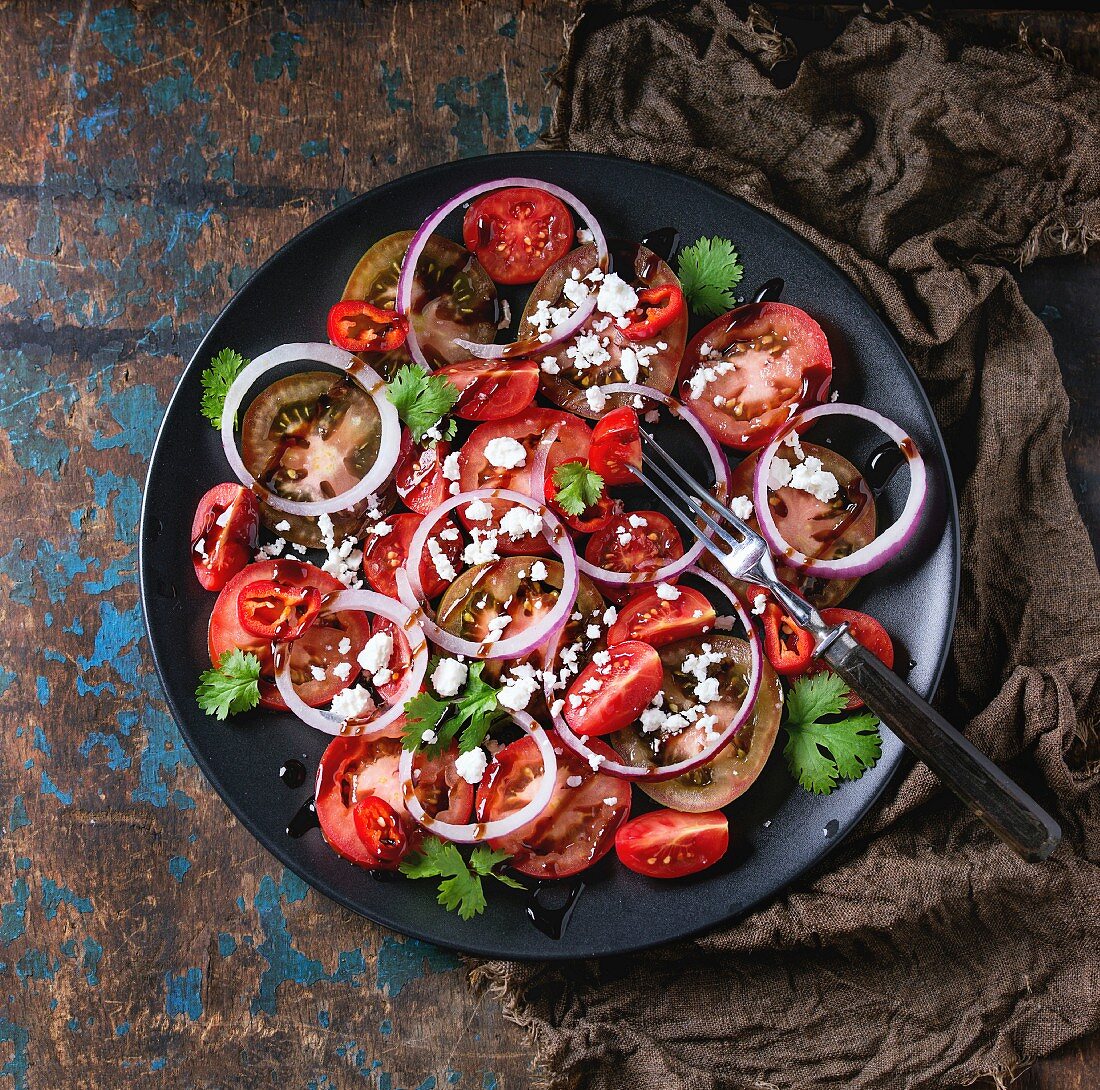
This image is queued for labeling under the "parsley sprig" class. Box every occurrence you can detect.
[200,348,249,429]
[782,673,882,795]
[676,237,744,318]
[400,839,523,920]
[386,364,460,444]
[403,660,503,754]
[551,461,604,517]
[196,649,263,720]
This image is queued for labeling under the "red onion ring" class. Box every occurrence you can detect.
[396,178,608,365]
[571,383,731,587]
[752,403,927,578]
[220,342,400,517]
[397,711,558,844]
[395,487,579,660]
[274,590,427,736]
[546,566,762,781]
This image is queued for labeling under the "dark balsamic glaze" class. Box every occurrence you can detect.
[865,440,907,496]
[526,880,585,940]
[823,819,840,839]
[753,278,785,303]
[286,797,319,838]
[279,759,307,789]
[640,227,680,263]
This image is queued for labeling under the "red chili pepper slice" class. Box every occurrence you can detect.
[327,300,410,353]
[352,796,408,866]
[622,283,686,342]
[236,580,323,642]
[760,600,816,676]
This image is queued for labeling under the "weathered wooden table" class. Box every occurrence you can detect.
[2,3,1095,1087]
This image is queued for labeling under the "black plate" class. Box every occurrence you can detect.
[140,151,959,959]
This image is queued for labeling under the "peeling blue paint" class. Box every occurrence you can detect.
[83,938,103,986]
[0,668,15,697]
[0,880,29,946]
[145,65,210,116]
[254,31,302,83]
[33,727,50,756]
[435,71,509,158]
[168,857,191,882]
[91,7,143,65]
[0,1016,29,1090]
[165,967,203,1020]
[301,138,330,159]
[217,933,237,957]
[380,63,412,114]
[8,797,29,834]
[375,936,460,997]
[40,879,93,920]
[498,16,518,38]
[39,772,72,806]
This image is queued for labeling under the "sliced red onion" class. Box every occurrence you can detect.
[572,383,731,587]
[396,178,608,365]
[546,566,762,781]
[752,403,927,578]
[524,422,562,505]
[395,487,579,660]
[220,342,400,517]
[274,590,427,737]
[398,711,557,844]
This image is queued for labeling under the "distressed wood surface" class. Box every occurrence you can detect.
[0,3,1094,1089]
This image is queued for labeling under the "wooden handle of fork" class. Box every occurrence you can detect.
[819,631,1061,862]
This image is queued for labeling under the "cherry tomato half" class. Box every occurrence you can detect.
[585,510,683,576]
[434,358,540,421]
[236,580,322,642]
[352,796,408,866]
[589,406,641,486]
[327,300,409,353]
[462,187,575,285]
[622,284,686,342]
[563,640,663,737]
[615,809,729,879]
[544,458,616,534]
[361,513,463,600]
[191,483,260,591]
[395,429,451,515]
[607,585,715,648]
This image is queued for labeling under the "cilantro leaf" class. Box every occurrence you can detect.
[402,690,451,753]
[386,364,460,444]
[399,839,521,920]
[782,673,882,795]
[196,649,262,720]
[401,661,503,755]
[470,846,525,890]
[450,662,502,753]
[200,348,248,429]
[551,461,604,517]
[676,237,744,318]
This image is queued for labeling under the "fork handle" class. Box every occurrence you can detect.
[818,631,1061,862]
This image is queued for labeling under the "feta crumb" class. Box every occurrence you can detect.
[585,386,608,413]
[729,495,754,520]
[595,273,639,318]
[565,775,583,788]
[694,677,720,704]
[499,505,543,540]
[462,529,500,566]
[454,747,488,785]
[310,665,327,682]
[330,685,373,722]
[275,520,291,532]
[751,593,767,616]
[550,699,565,718]
[464,498,493,522]
[540,357,560,375]
[562,277,590,308]
[421,728,438,745]
[432,658,468,698]
[331,661,352,682]
[602,606,617,625]
[627,514,647,529]
[586,624,601,640]
[442,452,462,481]
[587,751,605,771]
[619,347,640,384]
[428,537,458,582]
[483,436,527,470]
[576,227,594,244]
[789,455,840,502]
[498,664,541,712]
[358,631,393,675]
[337,637,352,656]
[767,456,794,491]
[783,430,805,460]
[656,583,680,601]
[528,560,549,581]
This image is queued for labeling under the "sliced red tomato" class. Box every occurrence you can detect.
[680,302,833,450]
[369,616,413,706]
[209,560,369,710]
[352,795,408,866]
[459,408,592,554]
[622,284,685,342]
[585,510,683,576]
[434,358,539,421]
[761,601,816,676]
[615,809,729,878]
[589,406,641,486]
[794,607,894,708]
[395,429,451,514]
[361,513,463,600]
[190,483,260,591]
[316,731,473,869]
[607,585,715,647]
[462,187,574,285]
[327,300,409,353]
[544,459,616,534]
[236,580,322,642]
[476,736,630,878]
[563,641,663,737]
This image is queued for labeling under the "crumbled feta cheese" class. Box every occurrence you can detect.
[602,606,617,625]
[562,277,590,308]
[619,347,640,384]
[454,747,488,785]
[729,495,754,520]
[587,751,605,771]
[617,531,631,547]
[576,227,594,244]
[432,658,467,697]
[644,410,660,424]
[591,315,611,331]
[694,677,720,704]
[330,685,373,722]
[483,436,526,470]
[498,664,541,712]
[462,529,499,566]
[540,357,560,375]
[427,538,458,582]
[656,583,680,601]
[368,520,392,538]
[784,430,804,460]
[421,728,437,745]
[596,274,638,318]
[331,661,352,682]
[789,455,840,502]
[338,637,352,656]
[255,537,287,561]
[464,498,493,522]
[438,526,460,542]
[442,452,462,481]
[714,615,736,631]
[275,520,291,532]
[586,624,601,640]
[310,665,327,682]
[566,332,611,372]
[499,505,543,540]
[358,631,393,675]
[767,456,794,491]
[483,614,512,644]
[640,707,666,734]
[751,594,767,616]
[585,386,608,413]
[528,560,549,582]
[627,514,648,529]
[565,775,583,788]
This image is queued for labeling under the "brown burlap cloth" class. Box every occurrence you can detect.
[470,4,1100,1088]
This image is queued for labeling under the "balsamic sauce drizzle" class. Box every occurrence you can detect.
[526,880,585,940]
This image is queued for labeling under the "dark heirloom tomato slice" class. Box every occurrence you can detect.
[208,560,370,710]
[800,607,894,707]
[679,302,833,450]
[544,459,616,534]
[341,230,498,376]
[585,510,683,576]
[459,408,592,554]
[316,730,473,869]
[476,736,631,879]
[613,635,783,812]
[236,580,322,642]
[369,616,413,705]
[461,187,574,286]
[607,585,715,648]
[190,483,259,591]
[434,358,540,421]
[519,242,688,416]
[563,641,663,737]
[615,809,729,879]
[395,429,451,514]
[589,406,641,486]
[722,441,877,609]
[327,300,409,353]
[239,371,383,548]
[361,513,463,600]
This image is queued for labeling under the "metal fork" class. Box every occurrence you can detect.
[632,432,1061,862]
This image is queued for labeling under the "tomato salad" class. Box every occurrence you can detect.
[191,178,928,920]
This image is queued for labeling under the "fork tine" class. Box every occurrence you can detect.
[626,465,732,566]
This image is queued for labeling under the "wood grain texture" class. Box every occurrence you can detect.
[0,2,1093,1088]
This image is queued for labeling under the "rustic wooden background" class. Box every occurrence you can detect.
[1,2,1096,1088]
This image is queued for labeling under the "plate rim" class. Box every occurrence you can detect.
[139,149,961,960]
